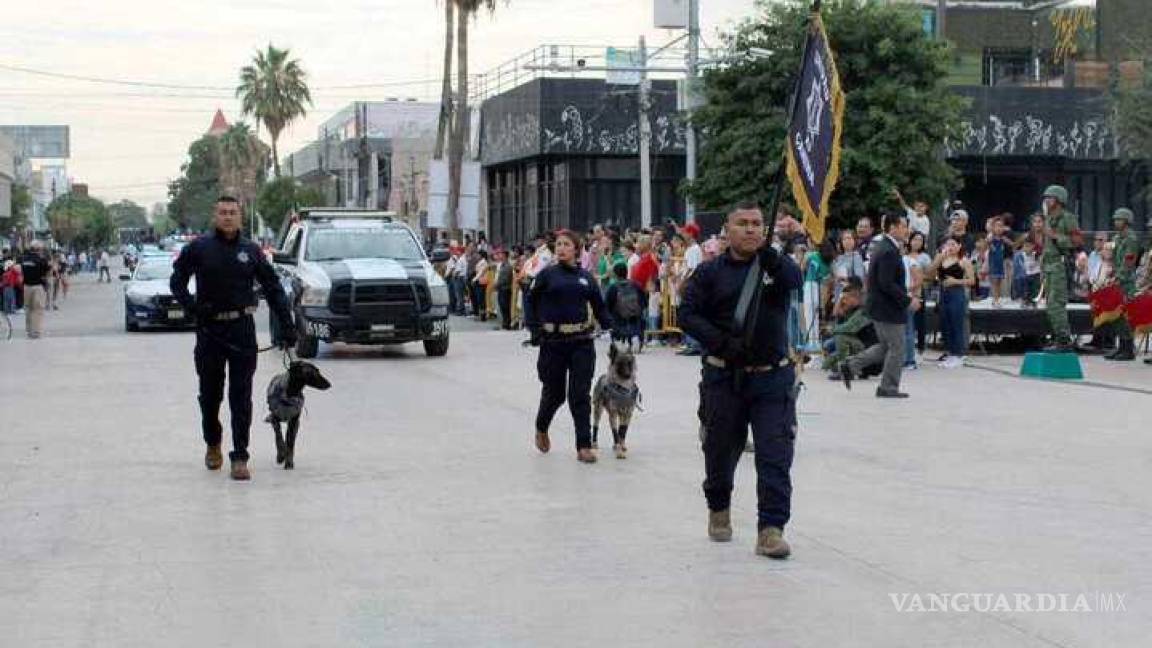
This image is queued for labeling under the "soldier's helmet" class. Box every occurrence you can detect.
[1112,208,1134,224]
[1043,185,1069,205]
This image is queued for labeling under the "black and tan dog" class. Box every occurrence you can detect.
[265,360,331,470]
[592,342,642,459]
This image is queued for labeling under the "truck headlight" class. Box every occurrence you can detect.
[430,284,449,306]
[300,285,329,307]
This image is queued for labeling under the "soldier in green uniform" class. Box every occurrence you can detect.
[1040,185,1080,352]
[822,279,875,377]
[1105,208,1142,361]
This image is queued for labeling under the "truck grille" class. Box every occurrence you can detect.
[329,281,429,315]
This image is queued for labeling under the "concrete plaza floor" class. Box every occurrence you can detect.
[1,271,1149,647]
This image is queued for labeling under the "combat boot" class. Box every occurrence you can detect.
[708,509,732,542]
[230,459,251,481]
[755,527,791,559]
[1042,337,1075,353]
[1106,339,1135,361]
[576,448,597,463]
[204,445,223,471]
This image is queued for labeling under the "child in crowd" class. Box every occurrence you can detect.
[971,237,990,301]
[1013,238,1043,305]
[986,217,1010,306]
[605,262,645,352]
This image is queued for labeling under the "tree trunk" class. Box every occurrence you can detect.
[435,0,455,161]
[448,5,468,236]
[270,129,281,178]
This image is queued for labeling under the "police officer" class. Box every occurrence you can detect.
[171,196,296,481]
[1105,208,1142,361]
[524,229,612,463]
[1040,185,1080,352]
[679,201,803,559]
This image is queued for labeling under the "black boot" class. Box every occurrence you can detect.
[1106,339,1135,361]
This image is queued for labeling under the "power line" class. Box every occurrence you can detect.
[0,62,445,92]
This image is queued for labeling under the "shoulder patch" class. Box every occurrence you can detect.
[237,250,250,264]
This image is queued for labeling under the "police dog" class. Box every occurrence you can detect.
[592,342,642,459]
[265,361,331,470]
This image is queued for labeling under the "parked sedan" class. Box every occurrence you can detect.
[121,261,195,331]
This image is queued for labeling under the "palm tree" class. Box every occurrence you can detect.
[435,0,455,161]
[448,0,499,234]
[236,45,312,178]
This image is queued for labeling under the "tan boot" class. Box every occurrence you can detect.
[576,448,597,463]
[755,526,791,559]
[230,459,251,481]
[204,445,223,471]
[534,431,551,454]
[708,510,732,542]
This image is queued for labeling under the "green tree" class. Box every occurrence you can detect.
[167,136,222,230]
[107,199,149,229]
[256,177,325,234]
[236,45,312,178]
[688,0,966,231]
[1114,77,1152,198]
[7,183,32,231]
[47,193,113,248]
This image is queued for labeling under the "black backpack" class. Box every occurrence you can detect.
[614,281,642,319]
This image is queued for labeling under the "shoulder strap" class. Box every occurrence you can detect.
[734,255,763,332]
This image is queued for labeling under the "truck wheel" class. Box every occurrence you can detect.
[423,335,449,357]
[125,317,139,332]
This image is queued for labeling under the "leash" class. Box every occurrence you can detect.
[195,323,285,356]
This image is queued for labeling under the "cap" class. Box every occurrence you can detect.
[1112,208,1134,224]
[681,222,701,239]
[1043,185,1069,204]
[949,209,969,222]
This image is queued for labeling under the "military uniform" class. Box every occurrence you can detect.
[171,230,295,475]
[1106,208,1142,361]
[1041,185,1080,350]
[679,246,802,557]
[822,307,875,373]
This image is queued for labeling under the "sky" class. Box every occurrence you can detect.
[1,0,761,210]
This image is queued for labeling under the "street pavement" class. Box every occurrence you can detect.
[1,269,1150,647]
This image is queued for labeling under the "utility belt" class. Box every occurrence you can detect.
[704,355,792,374]
[211,306,257,321]
[541,322,594,335]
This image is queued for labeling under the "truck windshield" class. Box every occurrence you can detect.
[305,227,423,261]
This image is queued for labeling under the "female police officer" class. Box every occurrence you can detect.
[679,202,803,558]
[524,230,612,463]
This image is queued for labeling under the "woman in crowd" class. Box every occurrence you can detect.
[906,231,932,355]
[929,238,975,368]
[832,230,865,302]
[801,239,835,353]
[525,230,613,463]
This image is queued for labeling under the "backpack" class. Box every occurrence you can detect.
[614,281,642,319]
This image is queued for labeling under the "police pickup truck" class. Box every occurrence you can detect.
[272,210,450,358]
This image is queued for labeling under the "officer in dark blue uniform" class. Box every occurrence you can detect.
[679,201,803,559]
[524,229,612,463]
[171,196,296,481]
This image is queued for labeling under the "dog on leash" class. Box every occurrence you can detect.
[592,342,642,459]
[265,360,331,469]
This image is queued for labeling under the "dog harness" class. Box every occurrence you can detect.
[602,380,642,410]
[265,373,304,422]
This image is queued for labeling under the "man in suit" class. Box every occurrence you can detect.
[842,213,918,398]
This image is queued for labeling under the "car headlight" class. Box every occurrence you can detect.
[126,291,153,307]
[300,285,329,307]
[430,284,449,306]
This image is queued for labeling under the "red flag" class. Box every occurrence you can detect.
[1125,292,1152,335]
[1090,284,1125,328]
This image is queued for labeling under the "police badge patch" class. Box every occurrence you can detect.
[237,251,250,264]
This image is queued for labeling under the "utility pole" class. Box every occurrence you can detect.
[639,36,653,230]
[685,0,700,224]
[936,0,946,40]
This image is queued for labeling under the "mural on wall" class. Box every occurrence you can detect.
[946,114,1118,160]
[946,87,1119,160]
[482,112,541,164]
[540,104,686,156]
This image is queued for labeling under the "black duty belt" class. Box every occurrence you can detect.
[542,322,593,335]
[213,306,257,321]
[704,356,792,373]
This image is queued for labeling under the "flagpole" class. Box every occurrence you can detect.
[764,1,822,237]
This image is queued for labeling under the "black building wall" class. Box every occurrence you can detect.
[481,77,687,244]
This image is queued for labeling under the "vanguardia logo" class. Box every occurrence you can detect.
[889,592,1127,613]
